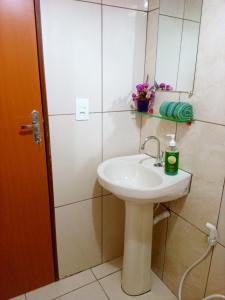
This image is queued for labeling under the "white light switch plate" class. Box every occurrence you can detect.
[75,98,89,121]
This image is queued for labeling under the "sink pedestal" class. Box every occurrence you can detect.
[122,201,154,296]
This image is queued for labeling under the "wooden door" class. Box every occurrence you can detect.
[0,0,56,299]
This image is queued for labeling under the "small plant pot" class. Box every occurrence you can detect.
[136,99,150,112]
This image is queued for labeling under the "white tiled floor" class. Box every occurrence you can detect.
[12,257,177,300]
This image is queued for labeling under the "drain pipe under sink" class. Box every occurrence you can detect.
[153,210,171,225]
[178,223,225,300]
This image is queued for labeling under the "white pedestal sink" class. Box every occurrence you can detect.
[97,154,191,296]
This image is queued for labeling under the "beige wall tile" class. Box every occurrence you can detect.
[163,213,211,299]
[188,0,225,125]
[160,0,185,18]
[169,176,224,233]
[92,257,122,279]
[103,112,141,160]
[149,0,159,11]
[152,205,168,278]
[102,0,148,11]
[40,0,102,114]
[184,0,202,22]
[218,186,225,246]
[103,195,125,262]
[169,122,225,232]
[152,91,180,114]
[49,114,102,207]
[55,198,102,278]
[205,244,225,296]
[141,118,176,158]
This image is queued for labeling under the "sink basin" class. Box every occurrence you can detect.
[97,154,191,296]
[97,154,191,204]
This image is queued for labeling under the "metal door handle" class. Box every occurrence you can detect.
[21,124,33,129]
[21,110,41,144]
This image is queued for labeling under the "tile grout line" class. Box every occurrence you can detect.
[95,267,122,282]
[100,0,104,265]
[96,280,110,300]
[51,279,97,300]
[55,195,102,209]
[191,0,204,93]
[49,110,135,116]
[153,8,160,85]
[194,118,225,127]
[143,10,149,80]
[74,0,149,12]
[48,112,225,128]
[203,246,215,297]
[148,7,160,13]
[139,7,149,153]
[175,12,185,91]
[99,2,148,13]
[162,203,209,237]
[90,269,110,299]
[159,13,201,24]
[218,240,225,249]
[162,210,169,281]
[215,177,225,228]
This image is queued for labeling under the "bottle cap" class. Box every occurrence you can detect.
[166,134,176,147]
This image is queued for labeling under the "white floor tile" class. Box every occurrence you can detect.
[56,282,108,300]
[92,257,123,279]
[26,270,95,300]
[9,295,26,300]
[100,271,177,300]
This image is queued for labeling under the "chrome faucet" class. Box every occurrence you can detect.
[141,136,163,167]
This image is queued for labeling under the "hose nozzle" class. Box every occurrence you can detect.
[206,223,218,246]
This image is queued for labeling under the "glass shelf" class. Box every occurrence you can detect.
[134,111,193,124]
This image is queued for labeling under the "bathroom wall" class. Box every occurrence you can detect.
[40,0,147,278]
[144,0,225,299]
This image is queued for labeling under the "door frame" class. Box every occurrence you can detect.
[33,0,59,280]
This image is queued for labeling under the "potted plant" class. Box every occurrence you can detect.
[131,81,172,113]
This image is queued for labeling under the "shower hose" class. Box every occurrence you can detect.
[178,244,225,300]
[178,223,225,300]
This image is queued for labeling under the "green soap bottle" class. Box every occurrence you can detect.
[165,134,179,175]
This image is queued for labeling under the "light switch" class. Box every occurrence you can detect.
[75,98,89,121]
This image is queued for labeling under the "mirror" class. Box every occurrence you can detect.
[155,0,203,92]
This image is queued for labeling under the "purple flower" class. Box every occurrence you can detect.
[159,83,166,89]
[143,82,149,89]
[136,84,145,92]
[132,93,137,101]
[150,91,155,98]
[165,84,173,91]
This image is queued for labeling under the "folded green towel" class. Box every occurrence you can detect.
[174,102,193,121]
[167,102,180,118]
[159,101,170,117]
[159,101,193,121]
